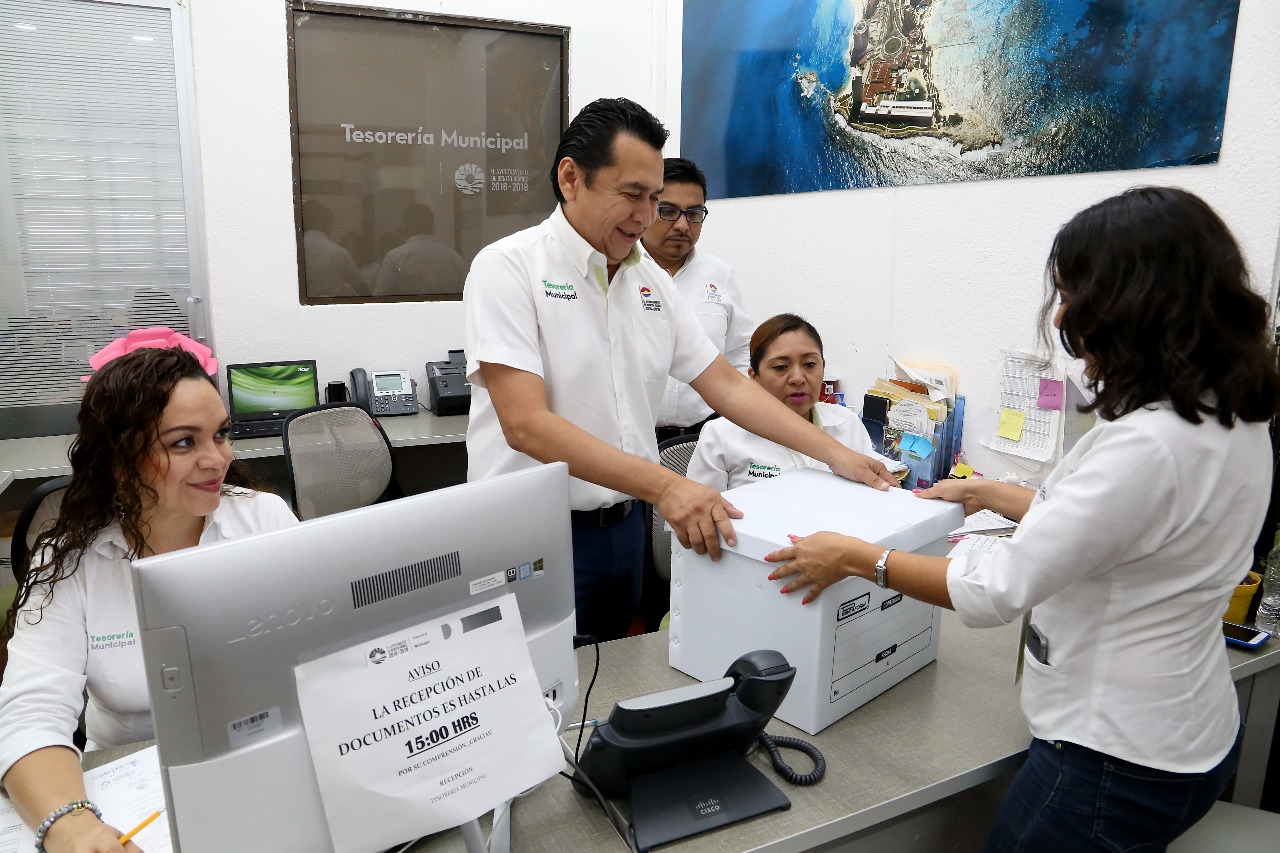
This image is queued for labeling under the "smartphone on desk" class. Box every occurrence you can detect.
[1223,620,1270,650]
[349,367,419,416]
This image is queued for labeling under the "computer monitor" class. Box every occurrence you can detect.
[225,359,319,437]
[132,463,577,853]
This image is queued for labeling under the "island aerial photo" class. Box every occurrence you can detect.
[681,0,1242,199]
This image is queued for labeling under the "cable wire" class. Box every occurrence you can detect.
[757,732,827,785]
[573,634,600,762]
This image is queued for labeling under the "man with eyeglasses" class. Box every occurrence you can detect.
[642,158,753,445]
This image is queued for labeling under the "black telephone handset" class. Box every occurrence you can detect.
[573,650,811,799]
[350,368,372,413]
[572,650,819,849]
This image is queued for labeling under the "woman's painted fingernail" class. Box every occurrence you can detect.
[788,533,798,540]
[767,573,776,581]
[912,489,923,494]
[763,554,772,562]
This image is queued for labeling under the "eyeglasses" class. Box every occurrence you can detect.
[656,205,709,224]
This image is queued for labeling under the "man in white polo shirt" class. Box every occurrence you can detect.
[464,98,893,641]
[643,157,753,445]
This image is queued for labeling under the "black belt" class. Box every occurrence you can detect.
[655,414,718,445]
[571,500,636,528]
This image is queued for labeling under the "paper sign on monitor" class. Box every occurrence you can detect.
[294,593,563,853]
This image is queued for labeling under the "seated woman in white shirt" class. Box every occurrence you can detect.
[687,313,882,492]
[0,346,298,853]
[765,187,1279,852]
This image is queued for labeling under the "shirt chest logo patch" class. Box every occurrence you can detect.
[543,279,577,301]
[704,282,723,304]
[640,285,663,312]
[90,629,137,651]
[747,461,781,479]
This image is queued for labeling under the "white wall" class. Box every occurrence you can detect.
[191,0,1280,481]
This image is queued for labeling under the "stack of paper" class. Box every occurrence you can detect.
[949,509,1018,538]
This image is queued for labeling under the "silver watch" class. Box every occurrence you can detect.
[874,548,894,588]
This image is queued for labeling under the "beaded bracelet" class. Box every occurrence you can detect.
[34,799,102,853]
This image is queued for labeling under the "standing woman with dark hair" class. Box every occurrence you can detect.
[765,186,1280,851]
[0,347,297,853]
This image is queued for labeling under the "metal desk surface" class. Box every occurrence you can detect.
[83,613,1280,853]
[0,410,468,495]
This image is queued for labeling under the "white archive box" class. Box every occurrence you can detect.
[668,469,963,734]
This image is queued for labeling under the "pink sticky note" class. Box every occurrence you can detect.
[1037,378,1064,409]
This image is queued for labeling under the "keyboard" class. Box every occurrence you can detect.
[230,420,284,439]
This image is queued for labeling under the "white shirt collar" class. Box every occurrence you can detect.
[90,488,249,559]
[548,205,643,281]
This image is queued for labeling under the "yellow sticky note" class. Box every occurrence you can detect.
[952,463,975,479]
[998,408,1025,441]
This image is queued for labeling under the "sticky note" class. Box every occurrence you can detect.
[1037,378,1064,410]
[952,463,974,478]
[899,433,935,460]
[998,408,1025,441]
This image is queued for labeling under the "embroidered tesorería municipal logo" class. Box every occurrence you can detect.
[747,461,782,479]
[543,280,577,300]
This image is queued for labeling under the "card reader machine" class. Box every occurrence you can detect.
[426,350,471,416]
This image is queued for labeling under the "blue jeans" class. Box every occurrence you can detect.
[570,507,644,642]
[986,730,1242,853]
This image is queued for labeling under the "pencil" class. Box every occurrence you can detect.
[118,810,162,845]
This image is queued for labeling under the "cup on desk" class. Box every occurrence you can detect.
[1225,572,1261,624]
[326,381,348,403]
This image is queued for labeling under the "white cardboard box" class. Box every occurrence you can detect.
[668,470,963,734]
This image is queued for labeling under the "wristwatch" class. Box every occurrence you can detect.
[874,548,895,588]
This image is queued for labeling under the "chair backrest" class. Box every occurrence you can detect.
[3,474,86,747]
[10,475,72,588]
[282,403,399,521]
[650,436,701,581]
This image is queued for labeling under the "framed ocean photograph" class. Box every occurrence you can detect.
[682,0,1242,199]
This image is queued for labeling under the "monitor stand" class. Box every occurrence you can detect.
[628,752,791,852]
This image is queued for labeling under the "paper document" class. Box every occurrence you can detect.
[946,535,1005,559]
[870,450,909,474]
[888,399,933,434]
[985,352,1061,463]
[891,358,956,404]
[86,747,171,852]
[0,746,170,853]
[950,509,1017,537]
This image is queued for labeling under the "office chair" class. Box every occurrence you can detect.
[282,403,402,521]
[650,436,702,582]
[4,474,86,750]
[10,475,72,588]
